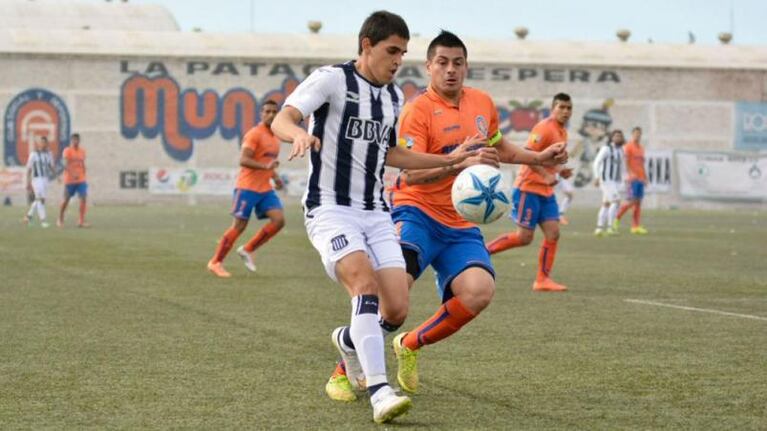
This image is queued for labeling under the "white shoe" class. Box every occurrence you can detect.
[236,246,256,272]
[371,385,412,424]
[594,228,605,237]
[40,222,50,229]
[331,327,366,390]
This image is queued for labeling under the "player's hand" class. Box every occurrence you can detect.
[288,132,321,160]
[448,134,484,166]
[26,183,32,192]
[537,142,568,167]
[265,160,280,170]
[273,177,285,190]
[459,147,500,169]
[542,173,558,186]
[559,167,573,179]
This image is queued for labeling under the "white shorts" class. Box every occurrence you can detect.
[31,177,48,200]
[600,182,621,203]
[304,205,406,282]
[556,177,575,193]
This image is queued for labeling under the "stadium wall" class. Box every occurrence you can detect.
[2,47,766,207]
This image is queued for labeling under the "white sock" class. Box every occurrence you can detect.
[350,295,387,388]
[559,196,571,214]
[608,202,619,227]
[597,206,608,228]
[27,201,37,218]
[36,200,46,221]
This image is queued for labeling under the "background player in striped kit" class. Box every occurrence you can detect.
[272,11,476,424]
[24,136,56,228]
[615,126,649,234]
[207,100,285,278]
[57,133,89,228]
[593,130,627,236]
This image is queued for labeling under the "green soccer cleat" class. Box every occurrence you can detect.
[612,218,621,230]
[631,226,649,235]
[393,333,419,393]
[606,227,619,236]
[325,373,357,402]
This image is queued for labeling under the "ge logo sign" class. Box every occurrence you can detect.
[743,112,767,133]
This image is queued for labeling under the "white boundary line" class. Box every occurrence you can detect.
[624,299,767,322]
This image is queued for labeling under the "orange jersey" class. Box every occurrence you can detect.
[235,124,280,192]
[623,140,647,182]
[513,118,567,197]
[62,146,86,184]
[393,86,500,228]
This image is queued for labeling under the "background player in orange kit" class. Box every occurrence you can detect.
[616,126,649,234]
[207,100,285,278]
[58,133,89,228]
[486,93,574,292]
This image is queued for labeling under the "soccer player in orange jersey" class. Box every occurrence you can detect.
[378,31,566,394]
[57,133,89,228]
[485,93,574,292]
[616,126,649,234]
[207,100,285,278]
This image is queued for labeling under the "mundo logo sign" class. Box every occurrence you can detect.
[120,74,298,161]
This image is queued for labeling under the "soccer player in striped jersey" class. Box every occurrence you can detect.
[207,100,285,278]
[593,130,627,236]
[24,136,55,228]
[272,12,476,424]
[615,126,649,234]
[486,93,574,292]
[57,133,89,228]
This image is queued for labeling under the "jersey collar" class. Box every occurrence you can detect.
[425,84,465,109]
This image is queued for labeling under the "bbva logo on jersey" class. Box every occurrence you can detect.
[344,117,392,145]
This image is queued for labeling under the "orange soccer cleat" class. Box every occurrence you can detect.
[207,260,232,278]
[532,277,568,292]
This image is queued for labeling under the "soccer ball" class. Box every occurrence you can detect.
[451,165,511,224]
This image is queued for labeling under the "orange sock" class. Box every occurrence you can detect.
[212,227,241,263]
[331,361,346,378]
[617,202,631,221]
[243,222,281,253]
[486,232,525,255]
[402,297,476,351]
[536,239,558,281]
[78,200,87,225]
[632,202,642,228]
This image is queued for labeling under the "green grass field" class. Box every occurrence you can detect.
[1,203,766,430]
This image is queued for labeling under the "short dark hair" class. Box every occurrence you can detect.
[71,133,80,139]
[632,126,642,133]
[40,136,48,142]
[552,93,571,107]
[427,30,467,60]
[262,99,278,108]
[611,129,624,139]
[358,11,410,55]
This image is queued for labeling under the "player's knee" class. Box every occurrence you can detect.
[462,282,495,313]
[518,230,534,245]
[545,228,560,242]
[271,214,285,230]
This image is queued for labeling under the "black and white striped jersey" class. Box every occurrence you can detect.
[26,150,54,179]
[285,61,404,213]
[592,144,626,183]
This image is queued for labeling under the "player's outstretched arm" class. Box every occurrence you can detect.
[385,142,476,170]
[272,106,321,160]
[496,139,568,167]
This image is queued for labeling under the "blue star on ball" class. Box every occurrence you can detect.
[459,173,510,223]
